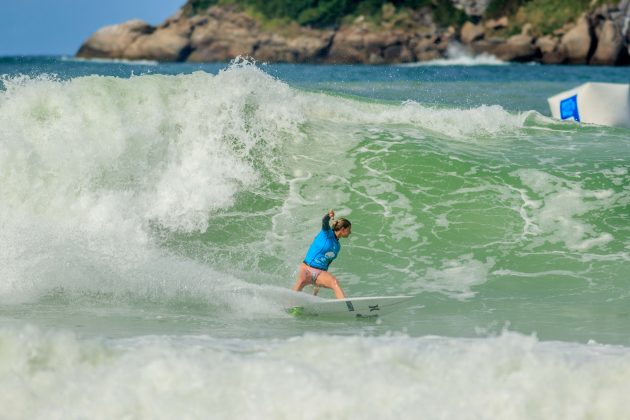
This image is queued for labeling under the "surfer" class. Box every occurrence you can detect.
[292,209,352,299]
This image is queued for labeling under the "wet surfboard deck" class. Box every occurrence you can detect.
[287,295,414,318]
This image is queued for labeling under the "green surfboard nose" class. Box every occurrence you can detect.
[287,306,304,316]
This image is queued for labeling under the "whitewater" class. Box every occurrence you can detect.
[1,56,630,419]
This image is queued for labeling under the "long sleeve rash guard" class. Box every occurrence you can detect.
[303,214,341,270]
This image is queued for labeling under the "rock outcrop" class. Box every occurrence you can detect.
[76,20,153,59]
[457,2,630,65]
[77,5,449,64]
[560,15,594,64]
[536,36,564,64]
[490,24,537,62]
[76,2,630,66]
[460,22,485,44]
[124,16,194,61]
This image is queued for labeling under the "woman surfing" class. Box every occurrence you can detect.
[292,209,352,299]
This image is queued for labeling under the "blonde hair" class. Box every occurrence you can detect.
[332,217,351,231]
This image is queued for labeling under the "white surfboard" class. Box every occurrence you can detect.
[287,295,414,318]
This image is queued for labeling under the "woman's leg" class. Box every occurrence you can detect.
[315,271,346,299]
[292,265,311,292]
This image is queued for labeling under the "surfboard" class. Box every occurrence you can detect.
[287,295,414,318]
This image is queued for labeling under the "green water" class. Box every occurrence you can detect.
[2,57,630,419]
[0,58,629,346]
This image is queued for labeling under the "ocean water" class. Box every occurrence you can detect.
[1,54,630,419]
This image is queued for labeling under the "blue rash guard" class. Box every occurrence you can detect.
[303,214,340,271]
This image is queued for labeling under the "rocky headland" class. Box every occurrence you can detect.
[76,0,630,65]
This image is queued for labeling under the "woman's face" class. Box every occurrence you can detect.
[340,225,352,238]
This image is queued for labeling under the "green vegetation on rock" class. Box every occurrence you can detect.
[184,0,464,28]
[184,0,617,35]
[512,0,609,35]
[485,0,527,19]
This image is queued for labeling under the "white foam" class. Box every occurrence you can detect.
[302,94,527,139]
[1,326,629,419]
[0,63,313,304]
[0,64,302,236]
[65,56,159,66]
[421,254,495,299]
[401,43,507,66]
[514,169,615,251]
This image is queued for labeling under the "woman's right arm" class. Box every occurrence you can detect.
[322,209,335,231]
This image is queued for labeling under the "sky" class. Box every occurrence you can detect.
[0,0,187,56]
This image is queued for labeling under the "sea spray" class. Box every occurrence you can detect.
[0,64,302,235]
[0,63,308,308]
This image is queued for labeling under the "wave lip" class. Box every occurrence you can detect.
[0,62,302,235]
